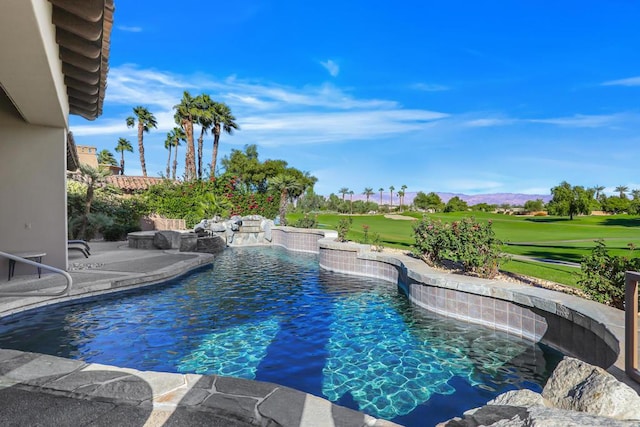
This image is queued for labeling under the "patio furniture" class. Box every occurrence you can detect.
[68,240,90,258]
[7,251,46,280]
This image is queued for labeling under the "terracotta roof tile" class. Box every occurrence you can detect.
[106,175,167,192]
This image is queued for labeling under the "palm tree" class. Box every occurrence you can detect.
[632,189,640,200]
[593,185,605,200]
[268,173,303,226]
[168,127,185,180]
[164,133,174,178]
[363,187,374,203]
[339,187,349,201]
[389,185,395,207]
[126,106,157,177]
[401,184,408,207]
[173,91,197,181]
[194,94,214,180]
[398,190,405,211]
[348,190,354,214]
[615,185,629,198]
[379,187,384,206]
[210,101,238,179]
[77,164,110,240]
[97,149,117,166]
[114,137,133,175]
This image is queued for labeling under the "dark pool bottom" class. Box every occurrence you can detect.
[0,247,563,426]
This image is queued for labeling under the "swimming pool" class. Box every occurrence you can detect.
[0,246,563,426]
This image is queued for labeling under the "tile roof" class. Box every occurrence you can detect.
[49,0,114,120]
[106,175,168,192]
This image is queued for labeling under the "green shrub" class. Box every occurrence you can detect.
[578,240,640,309]
[336,217,352,242]
[293,214,317,229]
[412,216,506,278]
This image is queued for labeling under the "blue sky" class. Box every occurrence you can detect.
[70,1,640,196]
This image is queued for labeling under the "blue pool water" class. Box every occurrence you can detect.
[0,247,562,425]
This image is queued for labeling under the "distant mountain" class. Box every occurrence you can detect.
[337,191,552,206]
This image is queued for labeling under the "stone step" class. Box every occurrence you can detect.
[239,226,261,233]
[241,220,262,227]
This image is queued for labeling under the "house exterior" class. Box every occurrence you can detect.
[0,0,113,277]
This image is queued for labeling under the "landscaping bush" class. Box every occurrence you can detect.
[292,214,318,229]
[412,216,505,278]
[578,240,640,309]
[336,217,352,242]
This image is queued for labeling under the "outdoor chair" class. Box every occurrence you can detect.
[68,240,91,258]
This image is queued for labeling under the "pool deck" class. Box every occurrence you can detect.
[0,242,398,427]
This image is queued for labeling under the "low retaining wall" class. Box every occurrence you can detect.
[271,228,621,371]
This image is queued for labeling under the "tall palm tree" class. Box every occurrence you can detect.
[593,185,605,200]
[632,189,640,200]
[168,127,185,180]
[173,91,197,181]
[363,187,374,203]
[194,94,214,180]
[126,106,157,177]
[379,187,384,206]
[615,185,629,198]
[268,173,303,226]
[114,137,133,175]
[210,102,239,178]
[401,184,408,207]
[348,190,354,214]
[339,187,349,201]
[398,190,405,211]
[389,185,395,207]
[164,133,174,178]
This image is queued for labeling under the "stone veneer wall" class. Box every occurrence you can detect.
[268,228,619,369]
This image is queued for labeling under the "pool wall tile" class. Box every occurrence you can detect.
[270,228,620,370]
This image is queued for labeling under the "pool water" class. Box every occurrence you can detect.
[0,247,563,425]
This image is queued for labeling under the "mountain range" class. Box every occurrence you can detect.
[341,192,552,206]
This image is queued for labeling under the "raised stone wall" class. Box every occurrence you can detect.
[271,227,335,253]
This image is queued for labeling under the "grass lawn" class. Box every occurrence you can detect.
[286,211,640,287]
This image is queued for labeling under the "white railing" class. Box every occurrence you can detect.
[0,251,72,297]
[625,271,640,384]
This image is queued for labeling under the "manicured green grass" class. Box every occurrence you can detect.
[287,211,640,287]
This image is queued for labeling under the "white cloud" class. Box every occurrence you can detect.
[411,83,449,92]
[527,114,624,128]
[602,76,640,87]
[320,59,340,77]
[463,118,514,127]
[118,25,142,33]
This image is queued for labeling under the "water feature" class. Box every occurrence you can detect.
[0,246,563,425]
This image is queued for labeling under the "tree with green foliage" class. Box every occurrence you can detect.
[523,199,544,213]
[173,91,198,181]
[413,191,444,212]
[339,187,349,201]
[547,181,592,219]
[268,173,303,226]
[76,164,111,240]
[166,127,185,180]
[615,185,629,199]
[400,184,407,207]
[348,190,354,214]
[378,187,384,206]
[363,187,374,203]
[126,106,157,177]
[444,196,468,212]
[389,185,395,207]
[97,149,117,166]
[114,137,133,175]
[592,185,605,200]
[210,101,238,179]
[472,202,497,212]
[601,196,630,214]
[194,94,214,180]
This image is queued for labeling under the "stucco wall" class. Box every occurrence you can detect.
[0,93,68,277]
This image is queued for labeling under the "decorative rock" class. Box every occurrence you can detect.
[179,234,198,252]
[261,219,273,242]
[209,223,226,232]
[153,230,176,249]
[196,236,226,253]
[542,357,640,420]
[487,389,548,408]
